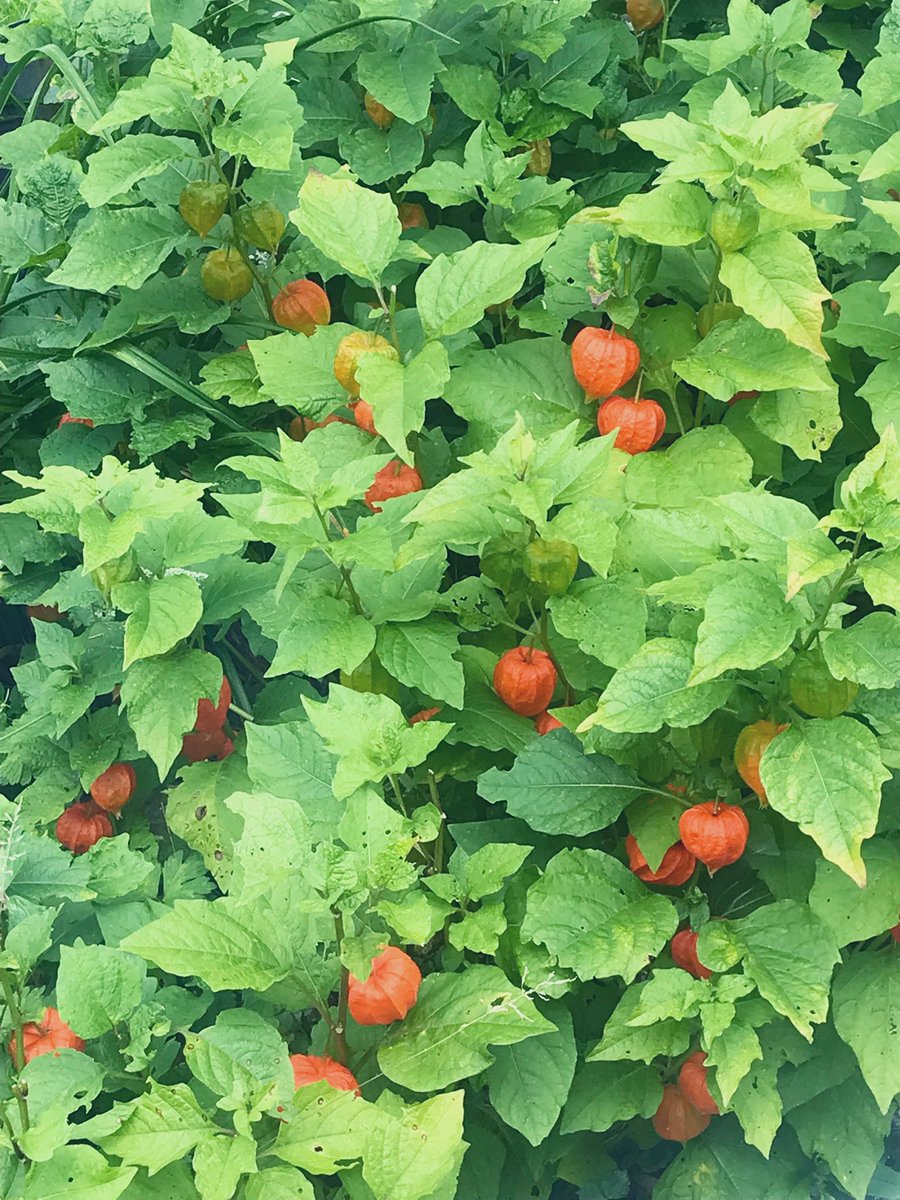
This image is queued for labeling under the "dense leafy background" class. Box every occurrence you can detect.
[1,0,900,1197]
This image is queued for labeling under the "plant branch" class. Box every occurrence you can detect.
[0,971,30,1135]
[331,911,351,1066]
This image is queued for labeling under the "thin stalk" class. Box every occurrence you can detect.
[799,531,864,652]
[312,501,365,615]
[0,972,30,1134]
[388,774,409,818]
[331,912,350,1066]
[427,770,445,875]
[539,608,573,706]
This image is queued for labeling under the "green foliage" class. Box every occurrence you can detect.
[0,0,899,1198]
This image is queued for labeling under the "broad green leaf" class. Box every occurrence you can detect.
[675,317,832,400]
[822,613,900,690]
[832,949,900,1113]
[265,595,376,680]
[624,426,753,507]
[626,795,682,873]
[0,199,63,270]
[361,1091,465,1200]
[17,1050,106,1163]
[113,574,203,668]
[704,1018,763,1106]
[603,183,713,245]
[99,1082,213,1174]
[787,1072,890,1200]
[827,280,900,359]
[760,717,888,885]
[23,1145,136,1200]
[212,50,302,171]
[859,547,900,610]
[730,1054,781,1157]
[357,44,443,124]
[244,720,340,840]
[292,171,400,285]
[751,381,841,462]
[416,236,556,340]
[581,638,734,734]
[478,730,644,836]
[548,578,647,668]
[340,122,425,188]
[561,1060,662,1134]
[809,840,900,946]
[720,232,829,357]
[698,901,839,1039]
[355,342,450,465]
[376,617,464,708]
[690,569,802,684]
[120,896,292,991]
[48,207,186,294]
[56,943,144,1038]
[655,1122,810,1200]
[192,1135,256,1200]
[485,1003,576,1146]
[81,134,195,208]
[226,792,315,904]
[378,965,554,1092]
[303,685,451,798]
[245,1168,314,1200]
[587,980,693,1065]
[522,849,678,983]
[858,359,900,437]
[184,1009,293,1115]
[120,647,222,776]
[272,1081,372,1174]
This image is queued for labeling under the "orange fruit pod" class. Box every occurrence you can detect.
[290,1053,360,1094]
[272,279,331,335]
[8,1008,85,1066]
[625,835,695,886]
[597,395,666,454]
[364,462,423,512]
[570,327,640,399]
[348,946,422,1026]
[734,720,789,804]
[678,801,750,872]
[678,1052,720,1115]
[90,763,137,814]
[334,332,399,397]
[494,647,558,717]
[670,929,712,980]
[653,1084,711,1142]
[56,801,114,855]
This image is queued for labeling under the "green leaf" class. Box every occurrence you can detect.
[561,1060,662,1134]
[378,965,554,1092]
[0,199,62,270]
[23,1145,136,1200]
[361,1092,465,1200]
[303,685,451,799]
[120,647,222,776]
[376,617,465,708]
[751,381,842,462]
[264,595,376,680]
[760,717,889,885]
[56,942,144,1038]
[787,1072,890,1200]
[603,183,713,246]
[98,1082,214,1174]
[822,613,900,690]
[192,1134,256,1200]
[355,342,450,465]
[690,569,802,684]
[808,839,900,946]
[477,730,644,836]
[720,231,829,357]
[581,638,734,734]
[627,795,682,873]
[245,1168,314,1200]
[451,842,532,902]
[832,949,900,1114]
[48,206,186,294]
[244,720,341,841]
[485,1003,576,1146]
[416,236,556,340]
[357,44,443,124]
[827,280,900,359]
[113,574,203,668]
[184,1008,293,1115]
[81,134,195,208]
[292,170,400,285]
[120,896,292,991]
[548,578,647,668]
[675,317,832,400]
[521,849,677,983]
[272,1081,371,1174]
[655,1122,810,1200]
[340,122,425,187]
[698,901,839,1039]
[212,52,302,171]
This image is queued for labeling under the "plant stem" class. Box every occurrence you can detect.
[427,770,446,874]
[331,911,351,1065]
[539,608,573,705]
[799,531,864,652]
[388,774,409,818]
[312,501,365,615]
[0,971,30,1135]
